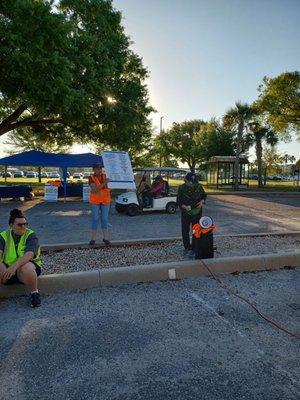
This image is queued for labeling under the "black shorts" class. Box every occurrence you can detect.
[3,263,41,285]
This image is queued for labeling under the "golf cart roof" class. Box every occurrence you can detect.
[133,167,187,173]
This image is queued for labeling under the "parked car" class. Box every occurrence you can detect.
[25,171,37,178]
[48,172,60,178]
[2,171,12,178]
[249,174,258,180]
[13,171,24,178]
[286,176,294,181]
[82,172,91,179]
[72,173,83,179]
[41,172,49,178]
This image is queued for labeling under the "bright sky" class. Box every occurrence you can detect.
[113,0,300,160]
[0,0,299,160]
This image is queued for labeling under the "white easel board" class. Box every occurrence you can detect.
[101,151,135,189]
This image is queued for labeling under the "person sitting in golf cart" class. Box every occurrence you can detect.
[137,176,151,207]
[137,176,150,195]
[143,175,164,207]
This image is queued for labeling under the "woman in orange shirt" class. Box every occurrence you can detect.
[88,163,111,245]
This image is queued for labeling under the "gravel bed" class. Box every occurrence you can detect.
[42,236,300,275]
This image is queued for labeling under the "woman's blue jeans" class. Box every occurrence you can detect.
[91,204,110,230]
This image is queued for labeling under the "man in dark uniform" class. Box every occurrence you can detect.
[177,172,207,256]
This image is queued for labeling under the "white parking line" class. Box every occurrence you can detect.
[189,291,265,355]
[189,290,300,396]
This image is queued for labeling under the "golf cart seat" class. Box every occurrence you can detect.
[161,180,169,197]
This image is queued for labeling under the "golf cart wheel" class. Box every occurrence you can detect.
[115,203,125,213]
[166,202,177,214]
[126,204,139,216]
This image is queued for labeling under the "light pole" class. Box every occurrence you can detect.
[159,116,164,167]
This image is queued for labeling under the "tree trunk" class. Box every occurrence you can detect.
[256,136,263,188]
[0,104,27,135]
[234,120,243,190]
[0,104,63,136]
[188,161,195,173]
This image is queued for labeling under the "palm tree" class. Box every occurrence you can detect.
[281,154,296,175]
[223,102,254,190]
[246,122,278,187]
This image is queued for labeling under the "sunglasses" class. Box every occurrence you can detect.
[16,222,28,227]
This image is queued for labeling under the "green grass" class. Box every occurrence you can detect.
[1,177,299,194]
[169,178,300,192]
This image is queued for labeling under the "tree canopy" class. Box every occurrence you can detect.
[160,120,206,172]
[0,0,153,150]
[154,119,234,172]
[256,71,300,140]
[195,119,235,161]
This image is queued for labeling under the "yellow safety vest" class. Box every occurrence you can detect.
[0,229,42,272]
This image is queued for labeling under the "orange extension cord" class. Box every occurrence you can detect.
[200,259,300,340]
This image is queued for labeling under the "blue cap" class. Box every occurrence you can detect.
[185,172,198,183]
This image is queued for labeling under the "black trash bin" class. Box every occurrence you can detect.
[194,232,214,259]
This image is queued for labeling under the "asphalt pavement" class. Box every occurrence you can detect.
[0,269,299,400]
[0,193,299,244]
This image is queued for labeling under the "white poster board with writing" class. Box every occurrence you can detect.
[101,151,135,189]
[44,184,58,202]
[82,184,90,202]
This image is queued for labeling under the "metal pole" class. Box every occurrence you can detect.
[159,116,164,167]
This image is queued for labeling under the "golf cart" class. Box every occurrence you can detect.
[115,167,186,216]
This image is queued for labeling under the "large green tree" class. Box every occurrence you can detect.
[147,132,179,168]
[0,0,153,150]
[223,102,254,190]
[162,120,206,172]
[256,71,300,140]
[262,146,283,175]
[154,119,234,172]
[196,119,235,161]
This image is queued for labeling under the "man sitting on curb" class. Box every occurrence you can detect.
[0,208,42,307]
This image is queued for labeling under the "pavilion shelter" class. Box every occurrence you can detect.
[0,150,103,199]
[206,156,249,188]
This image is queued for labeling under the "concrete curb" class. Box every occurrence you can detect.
[1,250,299,299]
[41,231,300,252]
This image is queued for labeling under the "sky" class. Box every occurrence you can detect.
[112,0,300,160]
[0,0,299,160]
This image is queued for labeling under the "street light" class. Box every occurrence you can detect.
[160,116,164,135]
[159,116,164,167]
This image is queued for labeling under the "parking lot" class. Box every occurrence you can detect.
[0,193,299,244]
[0,269,299,400]
[0,194,299,399]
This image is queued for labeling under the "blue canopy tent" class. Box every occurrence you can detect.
[0,150,103,199]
